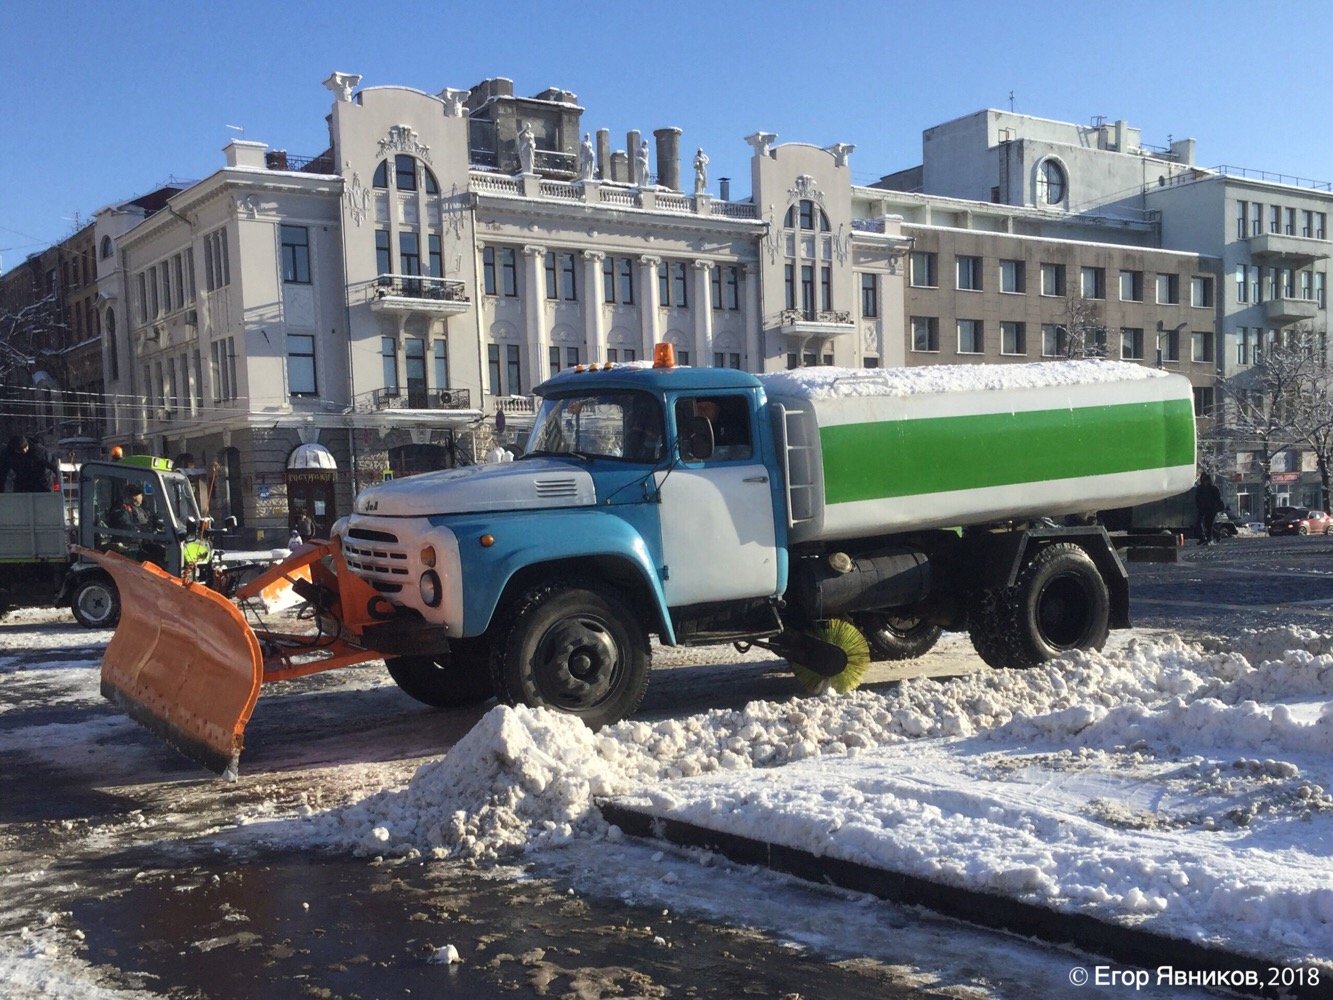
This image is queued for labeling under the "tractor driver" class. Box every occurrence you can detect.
[106,483,166,563]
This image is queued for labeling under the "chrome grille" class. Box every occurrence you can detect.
[342,531,410,591]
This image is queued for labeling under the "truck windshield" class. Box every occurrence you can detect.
[161,473,202,526]
[526,390,665,464]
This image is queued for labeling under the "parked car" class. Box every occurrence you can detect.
[1213,509,1240,538]
[1267,507,1333,536]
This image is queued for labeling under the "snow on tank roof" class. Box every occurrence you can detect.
[758,359,1169,400]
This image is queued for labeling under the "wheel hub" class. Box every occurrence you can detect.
[536,618,618,706]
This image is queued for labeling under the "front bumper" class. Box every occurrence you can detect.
[340,517,464,633]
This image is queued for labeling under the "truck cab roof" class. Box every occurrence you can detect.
[536,363,762,397]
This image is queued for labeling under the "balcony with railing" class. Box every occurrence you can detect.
[355,386,474,413]
[779,308,855,337]
[368,274,471,316]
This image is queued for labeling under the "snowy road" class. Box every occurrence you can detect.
[1,534,1330,998]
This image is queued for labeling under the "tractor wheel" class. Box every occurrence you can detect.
[386,639,496,708]
[971,543,1109,669]
[494,581,649,730]
[857,612,943,662]
[72,576,120,629]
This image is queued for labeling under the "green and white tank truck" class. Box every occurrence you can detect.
[337,350,1195,726]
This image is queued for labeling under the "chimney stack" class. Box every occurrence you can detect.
[627,130,642,185]
[719,177,731,202]
[596,128,611,181]
[653,127,682,191]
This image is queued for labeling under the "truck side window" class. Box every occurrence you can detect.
[676,395,752,462]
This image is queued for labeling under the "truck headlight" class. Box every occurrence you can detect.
[419,570,442,608]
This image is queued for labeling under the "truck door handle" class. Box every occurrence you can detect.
[743,475,769,484]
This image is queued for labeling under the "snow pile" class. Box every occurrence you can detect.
[759,358,1166,400]
[265,627,1333,963]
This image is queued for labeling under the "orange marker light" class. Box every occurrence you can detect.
[420,545,437,568]
[653,342,676,368]
[479,534,495,548]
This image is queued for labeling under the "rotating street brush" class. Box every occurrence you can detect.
[790,619,871,695]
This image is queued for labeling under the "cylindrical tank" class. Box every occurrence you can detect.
[761,361,1196,545]
[789,548,931,620]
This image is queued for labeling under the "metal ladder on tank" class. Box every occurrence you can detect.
[774,404,816,530]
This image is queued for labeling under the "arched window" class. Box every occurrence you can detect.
[781,198,834,326]
[100,235,114,259]
[784,199,830,232]
[373,155,439,193]
[1038,160,1067,206]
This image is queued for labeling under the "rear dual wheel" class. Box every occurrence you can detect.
[968,543,1110,669]
[856,612,943,662]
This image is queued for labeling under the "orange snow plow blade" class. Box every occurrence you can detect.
[81,539,389,778]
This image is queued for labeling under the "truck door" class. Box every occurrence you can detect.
[656,394,778,605]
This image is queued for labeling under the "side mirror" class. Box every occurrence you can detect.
[682,416,714,462]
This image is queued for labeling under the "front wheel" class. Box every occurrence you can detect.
[857,612,943,662]
[494,582,650,730]
[71,576,120,629]
[386,639,496,708]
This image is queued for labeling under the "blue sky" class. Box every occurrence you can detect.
[2,0,1329,264]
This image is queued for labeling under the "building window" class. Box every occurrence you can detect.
[1190,274,1213,307]
[1285,207,1297,235]
[1000,259,1025,294]
[381,337,398,394]
[713,352,742,369]
[376,230,391,278]
[860,272,878,317]
[602,256,633,304]
[203,228,229,291]
[957,319,984,354]
[911,316,939,352]
[1002,322,1029,357]
[210,337,237,401]
[1000,321,1026,355]
[1038,159,1066,205]
[394,154,417,191]
[785,199,830,232]
[659,262,689,306]
[434,340,449,390]
[549,345,580,374]
[1121,327,1145,360]
[720,265,740,310]
[909,251,937,288]
[105,309,118,380]
[288,333,316,395]
[100,235,114,259]
[280,225,310,284]
[1193,386,1215,417]
[1041,323,1067,358]
[1119,269,1143,302]
[506,343,522,393]
[1156,273,1179,304]
[1236,264,1247,303]
[1192,331,1214,363]
[1080,266,1105,299]
[956,255,983,291]
[1162,328,1179,362]
[484,247,498,294]
[428,235,442,278]
[544,252,576,301]
[1040,263,1065,297]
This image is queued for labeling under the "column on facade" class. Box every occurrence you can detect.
[637,255,661,358]
[521,245,547,390]
[582,250,606,364]
[743,263,762,372]
[691,260,714,365]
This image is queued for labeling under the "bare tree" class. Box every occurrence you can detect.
[1214,338,1321,521]
[1062,297,1108,359]
[1283,330,1333,511]
[0,295,62,385]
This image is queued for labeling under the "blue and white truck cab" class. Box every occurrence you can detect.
[340,348,1197,727]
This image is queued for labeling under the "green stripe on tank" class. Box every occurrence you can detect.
[819,398,1195,504]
